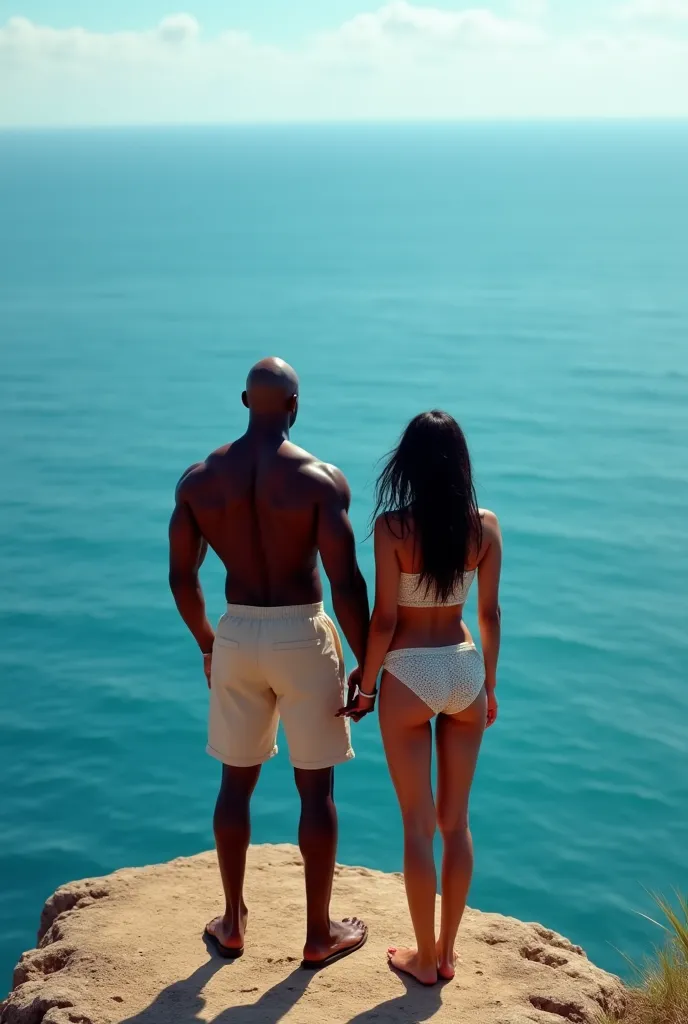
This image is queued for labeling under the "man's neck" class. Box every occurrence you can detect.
[245,416,290,445]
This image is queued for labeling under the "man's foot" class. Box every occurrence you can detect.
[302,918,368,967]
[436,941,459,981]
[204,907,248,956]
[387,946,438,986]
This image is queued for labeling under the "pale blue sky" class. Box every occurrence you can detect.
[2,1,688,125]
[3,1,596,38]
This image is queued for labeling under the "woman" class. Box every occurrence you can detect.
[343,410,502,985]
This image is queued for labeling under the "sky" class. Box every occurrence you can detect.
[1,0,688,125]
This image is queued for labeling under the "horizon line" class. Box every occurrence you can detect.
[2,116,688,133]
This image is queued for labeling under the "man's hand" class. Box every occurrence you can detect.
[338,668,363,721]
[336,667,376,722]
[203,652,213,689]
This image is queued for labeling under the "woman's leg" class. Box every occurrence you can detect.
[435,687,486,979]
[379,671,438,985]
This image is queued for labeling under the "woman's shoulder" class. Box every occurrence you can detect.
[479,508,502,544]
[479,507,499,528]
[374,511,409,542]
[374,511,399,532]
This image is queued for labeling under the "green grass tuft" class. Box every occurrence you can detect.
[599,891,688,1024]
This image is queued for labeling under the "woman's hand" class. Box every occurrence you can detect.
[486,690,498,727]
[336,669,376,721]
[337,691,376,721]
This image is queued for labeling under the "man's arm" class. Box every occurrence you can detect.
[316,467,369,667]
[168,467,215,656]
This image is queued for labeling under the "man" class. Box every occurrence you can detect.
[169,357,371,968]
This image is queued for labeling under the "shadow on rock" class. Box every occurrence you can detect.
[346,968,445,1024]
[211,967,313,1024]
[118,958,226,1024]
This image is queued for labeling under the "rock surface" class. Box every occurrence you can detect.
[1,844,625,1024]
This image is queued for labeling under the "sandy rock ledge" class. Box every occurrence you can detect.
[1,843,626,1024]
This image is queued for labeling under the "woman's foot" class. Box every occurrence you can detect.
[387,946,438,986]
[436,941,459,980]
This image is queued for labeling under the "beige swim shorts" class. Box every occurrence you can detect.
[207,603,354,771]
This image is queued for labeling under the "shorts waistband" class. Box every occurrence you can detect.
[225,602,325,621]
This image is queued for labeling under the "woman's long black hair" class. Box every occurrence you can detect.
[372,410,482,602]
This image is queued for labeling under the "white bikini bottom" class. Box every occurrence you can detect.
[383,642,485,715]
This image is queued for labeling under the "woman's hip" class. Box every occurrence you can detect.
[383,643,485,717]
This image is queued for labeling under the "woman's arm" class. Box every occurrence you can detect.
[477,510,502,726]
[339,516,400,717]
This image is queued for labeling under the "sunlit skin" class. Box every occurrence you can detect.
[169,357,370,965]
[340,413,502,985]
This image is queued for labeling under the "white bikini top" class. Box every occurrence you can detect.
[397,569,476,608]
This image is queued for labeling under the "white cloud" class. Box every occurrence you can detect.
[321,1,546,50]
[617,0,688,19]
[0,13,203,63]
[1,4,688,125]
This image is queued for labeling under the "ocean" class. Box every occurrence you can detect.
[1,123,687,992]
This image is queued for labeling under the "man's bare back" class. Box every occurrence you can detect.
[175,437,352,607]
[169,357,368,665]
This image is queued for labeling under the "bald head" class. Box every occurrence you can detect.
[243,357,299,419]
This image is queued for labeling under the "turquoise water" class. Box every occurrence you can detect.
[1,124,687,992]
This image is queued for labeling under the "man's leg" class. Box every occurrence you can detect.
[295,767,367,963]
[206,763,261,951]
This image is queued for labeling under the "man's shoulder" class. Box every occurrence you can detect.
[206,442,235,464]
[175,462,207,502]
[282,447,349,509]
[175,444,233,501]
[281,441,345,488]
[305,457,350,502]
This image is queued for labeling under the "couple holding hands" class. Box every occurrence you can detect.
[169,357,501,987]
